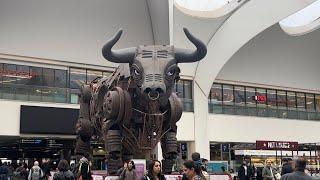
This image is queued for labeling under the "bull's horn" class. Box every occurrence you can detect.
[175,28,207,63]
[102,29,136,63]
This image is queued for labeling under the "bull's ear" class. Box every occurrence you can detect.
[102,29,137,63]
[175,28,207,63]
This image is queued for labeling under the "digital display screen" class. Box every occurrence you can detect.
[20,105,79,135]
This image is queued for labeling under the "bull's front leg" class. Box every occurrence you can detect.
[161,128,178,174]
[160,93,182,174]
[103,126,123,175]
[75,85,93,159]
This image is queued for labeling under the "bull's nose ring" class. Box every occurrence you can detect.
[148,91,159,100]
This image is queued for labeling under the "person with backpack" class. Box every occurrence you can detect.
[77,157,92,180]
[28,161,43,180]
[53,159,75,180]
[13,163,28,180]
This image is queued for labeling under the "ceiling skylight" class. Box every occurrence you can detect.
[279,0,320,36]
[174,0,245,18]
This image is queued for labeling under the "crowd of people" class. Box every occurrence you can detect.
[117,152,210,180]
[236,157,314,180]
[0,157,92,180]
[1,154,317,180]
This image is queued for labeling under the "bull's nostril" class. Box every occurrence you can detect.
[144,88,152,94]
[148,91,159,100]
[155,88,164,94]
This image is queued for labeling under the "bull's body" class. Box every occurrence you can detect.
[75,28,207,174]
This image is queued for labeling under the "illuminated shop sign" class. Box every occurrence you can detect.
[254,95,266,102]
[0,70,37,79]
[253,95,288,105]
[256,140,298,150]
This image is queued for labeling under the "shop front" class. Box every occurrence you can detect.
[210,141,320,172]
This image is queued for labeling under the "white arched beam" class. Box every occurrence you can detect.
[194,0,316,96]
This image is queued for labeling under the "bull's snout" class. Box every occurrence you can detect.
[143,87,164,100]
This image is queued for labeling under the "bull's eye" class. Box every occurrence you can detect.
[167,69,175,76]
[134,69,140,76]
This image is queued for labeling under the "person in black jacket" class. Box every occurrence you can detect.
[53,159,75,180]
[238,161,251,180]
[142,160,165,180]
[281,159,293,176]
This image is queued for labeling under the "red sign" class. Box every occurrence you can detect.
[254,95,266,102]
[256,141,298,150]
[0,70,37,79]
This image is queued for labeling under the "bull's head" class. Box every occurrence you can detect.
[102,28,207,106]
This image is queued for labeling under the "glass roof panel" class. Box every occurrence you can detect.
[279,0,320,36]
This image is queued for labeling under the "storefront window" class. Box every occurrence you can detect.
[210,143,222,161]
[184,80,192,99]
[87,70,102,83]
[267,89,277,118]
[297,93,307,119]
[28,67,43,86]
[54,69,67,88]
[70,93,79,104]
[176,80,184,99]
[210,84,222,114]
[3,64,17,84]
[246,87,256,116]
[16,65,30,85]
[15,86,29,101]
[306,94,316,120]
[42,68,55,87]
[234,86,246,115]
[277,91,287,118]
[0,63,3,83]
[316,95,320,112]
[41,87,55,102]
[287,92,297,119]
[29,87,42,102]
[183,80,193,112]
[256,88,267,117]
[1,84,14,99]
[70,68,86,89]
[208,82,320,120]
[222,84,234,114]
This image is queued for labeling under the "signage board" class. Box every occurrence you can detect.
[221,144,229,153]
[256,141,298,150]
[207,161,228,173]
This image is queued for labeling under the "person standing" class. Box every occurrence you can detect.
[28,161,43,180]
[262,160,274,180]
[281,159,293,176]
[77,157,92,180]
[182,160,204,180]
[0,161,8,180]
[142,160,165,180]
[280,157,312,180]
[238,161,251,180]
[13,163,28,180]
[117,162,127,176]
[119,160,137,180]
[53,159,75,180]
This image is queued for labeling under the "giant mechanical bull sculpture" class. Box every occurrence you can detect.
[75,28,207,174]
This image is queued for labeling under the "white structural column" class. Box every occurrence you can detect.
[193,81,210,159]
[194,0,316,96]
